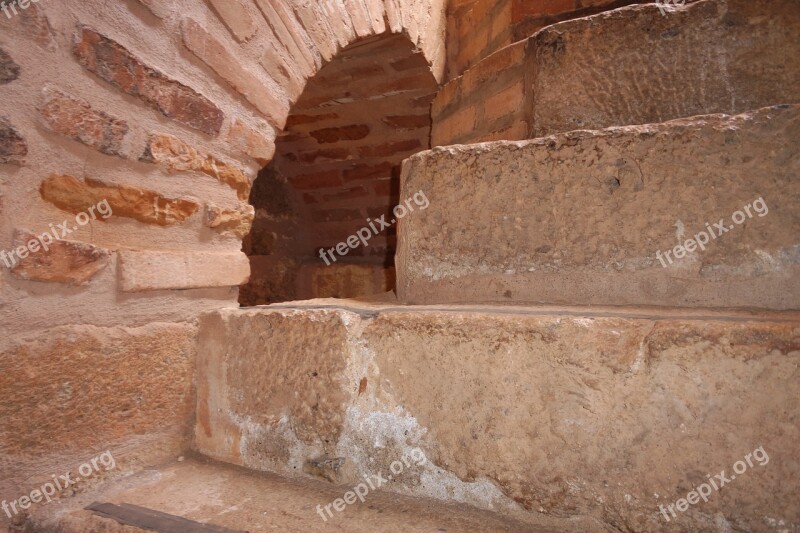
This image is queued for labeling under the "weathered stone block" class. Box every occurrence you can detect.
[0,116,27,165]
[142,134,252,201]
[39,86,129,156]
[296,263,395,299]
[205,0,258,42]
[205,202,255,238]
[399,105,800,309]
[195,304,800,531]
[40,174,200,226]
[0,321,196,467]
[73,27,224,136]
[119,250,250,291]
[8,229,111,285]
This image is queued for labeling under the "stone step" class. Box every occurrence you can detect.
[431,0,800,146]
[398,104,800,309]
[194,301,800,532]
[24,456,559,532]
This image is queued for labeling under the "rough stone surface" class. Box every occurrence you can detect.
[9,229,111,285]
[0,116,27,165]
[0,47,20,84]
[40,174,201,226]
[434,0,800,145]
[38,86,129,156]
[400,106,800,309]
[119,250,250,291]
[142,133,252,201]
[196,303,800,532]
[205,202,255,239]
[73,27,224,136]
[0,322,196,499]
[25,459,568,533]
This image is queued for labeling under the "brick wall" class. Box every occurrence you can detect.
[242,34,437,304]
[0,0,445,511]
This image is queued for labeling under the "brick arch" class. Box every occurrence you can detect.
[172,0,448,136]
[241,30,439,304]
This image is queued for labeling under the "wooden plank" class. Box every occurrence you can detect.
[86,502,248,533]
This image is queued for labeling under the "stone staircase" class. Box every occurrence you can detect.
[27,0,799,531]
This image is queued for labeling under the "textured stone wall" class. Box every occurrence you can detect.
[445,0,643,80]
[0,0,446,506]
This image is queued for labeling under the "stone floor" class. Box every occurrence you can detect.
[21,456,607,532]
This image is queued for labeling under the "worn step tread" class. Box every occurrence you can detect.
[27,457,595,533]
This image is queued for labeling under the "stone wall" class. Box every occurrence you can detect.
[445,0,643,81]
[0,0,446,508]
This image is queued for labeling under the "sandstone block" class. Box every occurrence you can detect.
[142,133,252,201]
[119,250,250,291]
[73,27,224,136]
[205,0,258,42]
[8,229,111,285]
[39,86,129,157]
[399,105,800,309]
[205,202,255,239]
[40,174,200,226]
[196,305,800,531]
[0,117,27,165]
[0,322,196,457]
[0,47,20,84]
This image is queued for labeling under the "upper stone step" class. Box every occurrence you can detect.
[398,105,800,309]
[195,302,800,532]
[432,0,800,146]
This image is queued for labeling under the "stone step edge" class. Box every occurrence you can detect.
[428,102,800,152]
[242,299,800,324]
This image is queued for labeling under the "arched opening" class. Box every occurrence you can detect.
[240,33,438,305]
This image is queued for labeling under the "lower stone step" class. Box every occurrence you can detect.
[398,104,800,309]
[195,302,800,532]
[24,457,572,532]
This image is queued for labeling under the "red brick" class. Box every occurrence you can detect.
[73,27,224,136]
[38,86,129,157]
[295,148,351,163]
[358,139,421,157]
[0,47,20,84]
[291,169,342,190]
[312,208,363,223]
[322,186,369,202]
[285,112,339,128]
[343,162,393,182]
[0,117,27,165]
[483,81,524,122]
[310,124,370,144]
[382,115,430,129]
